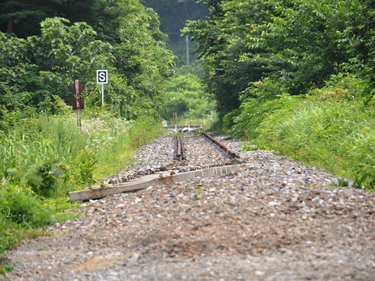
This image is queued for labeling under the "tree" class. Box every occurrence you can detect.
[0,0,123,39]
[184,0,278,118]
[341,0,375,103]
[184,0,363,119]
[0,17,114,118]
[0,0,175,120]
[110,0,175,117]
[254,0,351,95]
[0,32,43,115]
[0,0,58,36]
[161,73,215,121]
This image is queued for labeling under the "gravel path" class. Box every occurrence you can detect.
[3,133,375,280]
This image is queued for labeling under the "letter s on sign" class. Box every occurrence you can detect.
[96,70,108,84]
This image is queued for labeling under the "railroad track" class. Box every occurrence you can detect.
[174,132,239,161]
[70,132,243,201]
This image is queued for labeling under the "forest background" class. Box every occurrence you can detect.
[2,0,375,273]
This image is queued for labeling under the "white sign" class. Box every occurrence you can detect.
[96,70,108,84]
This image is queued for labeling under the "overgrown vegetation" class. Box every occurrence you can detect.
[0,110,163,260]
[0,1,179,265]
[4,0,375,271]
[0,4,174,121]
[182,0,375,190]
[161,68,216,124]
[240,75,375,191]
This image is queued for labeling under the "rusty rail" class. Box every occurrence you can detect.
[174,136,185,160]
[201,132,239,159]
[174,133,239,160]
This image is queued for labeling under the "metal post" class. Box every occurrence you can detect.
[102,83,104,106]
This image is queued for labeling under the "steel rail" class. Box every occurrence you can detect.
[174,133,239,160]
[201,132,239,159]
[174,136,185,160]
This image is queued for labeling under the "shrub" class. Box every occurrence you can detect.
[247,75,375,190]
[0,187,53,228]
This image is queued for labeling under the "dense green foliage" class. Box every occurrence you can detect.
[0,18,112,118]
[240,75,375,190]
[0,0,125,39]
[182,0,375,190]
[184,0,375,119]
[0,0,176,262]
[0,1,174,123]
[4,0,375,268]
[161,72,215,122]
[0,112,163,258]
[160,63,216,126]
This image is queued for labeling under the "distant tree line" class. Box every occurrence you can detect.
[0,0,125,40]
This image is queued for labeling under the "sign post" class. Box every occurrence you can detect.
[96,70,108,106]
[69,80,85,130]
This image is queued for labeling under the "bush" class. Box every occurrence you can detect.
[0,213,24,254]
[0,187,54,228]
[227,94,303,139]
[246,75,375,190]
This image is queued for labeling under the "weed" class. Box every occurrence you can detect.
[194,188,204,195]
[330,178,350,187]
[0,262,13,276]
[36,247,50,251]
[129,116,163,149]
[0,187,53,227]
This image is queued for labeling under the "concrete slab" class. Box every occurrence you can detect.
[70,163,250,202]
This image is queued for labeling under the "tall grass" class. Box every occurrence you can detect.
[245,76,375,190]
[0,112,163,260]
[0,114,138,194]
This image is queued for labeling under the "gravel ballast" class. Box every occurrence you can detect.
[4,133,375,280]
